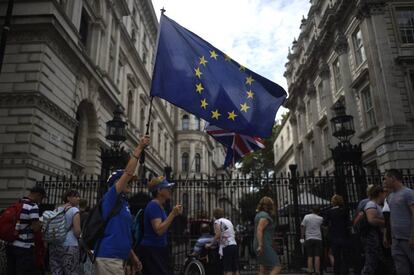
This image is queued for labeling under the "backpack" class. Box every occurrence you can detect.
[79,195,122,256]
[42,207,71,243]
[132,209,145,249]
[0,201,24,242]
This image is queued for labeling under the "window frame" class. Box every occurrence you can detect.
[394,6,414,45]
[352,28,366,67]
[361,86,377,129]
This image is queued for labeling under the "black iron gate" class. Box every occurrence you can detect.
[37,169,414,273]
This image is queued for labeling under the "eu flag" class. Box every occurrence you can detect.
[150,15,287,138]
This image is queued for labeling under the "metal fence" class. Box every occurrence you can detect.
[37,169,414,273]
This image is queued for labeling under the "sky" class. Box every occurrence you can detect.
[150,0,311,120]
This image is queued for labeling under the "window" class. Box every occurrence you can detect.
[322,127,330,159]
[158,129,162,152]
[287,126,290,140]
[79,9,90,47]
[182,115,189,130]
[361,87,376,128]
[195,153,201,173]
[306,100,312,125]
[182,152,189,172]
[353,28,366,66]
[140,108,145,133]
[127,90,134,122]
[164,138,168,160]
[310,140,315,168]
[195,117,201,130]
[396,7,414,44]
[333,58,342,91]
[317,81,324,111]
[281,135,284,151]
[108,42,116,79]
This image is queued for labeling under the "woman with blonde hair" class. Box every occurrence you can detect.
[254,196,281,275]
[138,176,183,275]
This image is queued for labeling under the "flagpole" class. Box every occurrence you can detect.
[138,7,166,181]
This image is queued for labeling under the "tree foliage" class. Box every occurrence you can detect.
[239,112,289,177]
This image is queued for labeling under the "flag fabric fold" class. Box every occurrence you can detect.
[205,124,265,167]
[150,14,287,138]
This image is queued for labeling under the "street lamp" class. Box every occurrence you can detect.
[105,105,127,149]
[330,100,355,143]
[330,100,366,203]
[100,105,129,195]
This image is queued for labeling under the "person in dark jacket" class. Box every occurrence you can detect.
[324,194,351,275]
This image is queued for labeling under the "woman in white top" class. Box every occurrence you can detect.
[49,189,81,275]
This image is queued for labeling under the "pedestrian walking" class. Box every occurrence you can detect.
[384,169,414,275]
[48,189,81,275]
[93,135,149,275]
[301,206,323,275]
[211,208,240,275]
[138,175,183,275]
[361,185,387,275]
[254,196,281,275]
[6,185,46,275]
[324,194,351,275]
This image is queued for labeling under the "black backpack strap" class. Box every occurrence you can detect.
[93,194,123,261]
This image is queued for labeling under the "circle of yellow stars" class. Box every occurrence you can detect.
[193,50,255,121]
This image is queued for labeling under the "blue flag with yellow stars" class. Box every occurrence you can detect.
[150,14,287,138]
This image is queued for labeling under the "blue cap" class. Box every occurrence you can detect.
[107,169,124,187]
[150,178,175,191]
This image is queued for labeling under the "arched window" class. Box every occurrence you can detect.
[195,153,201,173]
[182,115,189,130]
[195,117,201,130]
[182,152,189,172]
[127,90,134,122]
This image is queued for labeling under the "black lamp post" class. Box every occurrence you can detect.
[330,100,366,203]
[105,105,127,148]
[100,105,130,194]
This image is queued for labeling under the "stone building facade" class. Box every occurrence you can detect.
[0,0,226,204]
[276,0,414,175]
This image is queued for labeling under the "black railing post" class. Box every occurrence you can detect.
[289,164,303,267]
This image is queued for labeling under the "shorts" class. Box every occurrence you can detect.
[305,239,322,257]
[222,245,239,272]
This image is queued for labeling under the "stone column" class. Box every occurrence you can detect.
[190,143,195,173]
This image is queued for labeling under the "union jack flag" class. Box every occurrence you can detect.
[205,124,265,167]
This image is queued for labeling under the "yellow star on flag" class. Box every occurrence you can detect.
[211,109,221,120]
[224,54,231,62]
[201,99,208,109]
[239,65,246,71]
[228,111,238,121]
[240,103,250,112]
[199,56,208,66]
[210,50,218,60]
[247,90,254,99]
[196,83,204,94]
[195,67,202,78]
[246,75,254,85]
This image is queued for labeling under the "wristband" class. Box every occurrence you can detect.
[131,153,140,160]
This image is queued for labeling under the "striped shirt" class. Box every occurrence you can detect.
[12,197,39,248]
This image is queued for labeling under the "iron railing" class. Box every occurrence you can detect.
[36,169,414,272]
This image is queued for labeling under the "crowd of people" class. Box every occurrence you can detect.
[300,169,414,275]
[0,133,413,275]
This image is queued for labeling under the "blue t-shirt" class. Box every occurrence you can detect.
[388,187,414,240]
[95,186,133,259]
[140,200,168,247]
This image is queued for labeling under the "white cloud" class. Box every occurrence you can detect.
[150,0,311,119]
